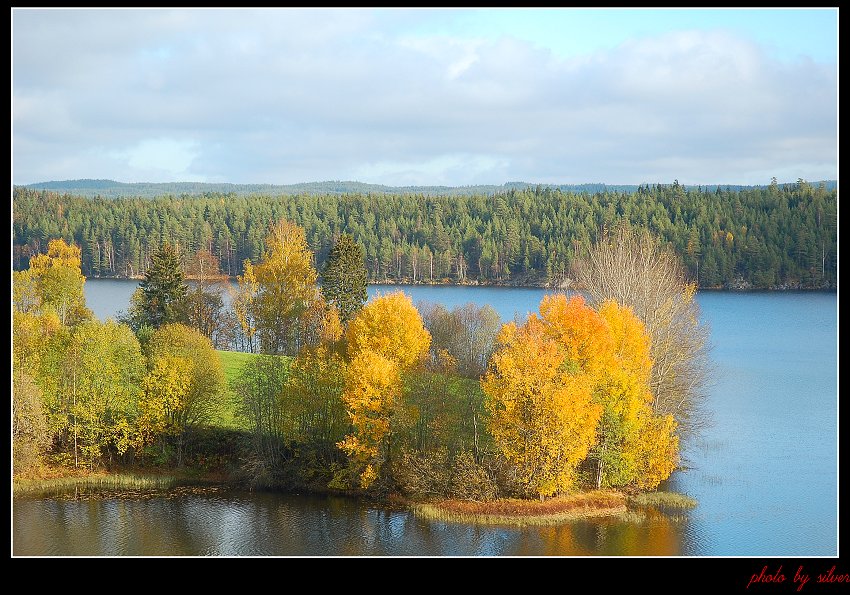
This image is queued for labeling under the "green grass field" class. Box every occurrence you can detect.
[215,350,260,430]
[214,350,291,430]
[218,350,259,381]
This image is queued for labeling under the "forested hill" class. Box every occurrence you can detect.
[21,178,837,199]
[22,179,629,198]
[13,180,837,290]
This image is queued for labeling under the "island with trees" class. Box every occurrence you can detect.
[14,214,707,522]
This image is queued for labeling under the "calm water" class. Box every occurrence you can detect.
[14,281,838,556]
[12,491,688,556]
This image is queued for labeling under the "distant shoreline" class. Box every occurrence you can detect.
[80,275,837,293]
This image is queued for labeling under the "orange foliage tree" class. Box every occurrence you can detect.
[482,295,604,498]
[483,294,680,497]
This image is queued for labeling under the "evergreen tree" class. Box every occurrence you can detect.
[12,182,839,291]
[138,243,188,328]
[321,233,368,324]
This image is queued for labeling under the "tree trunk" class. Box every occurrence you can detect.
[596,443,605,489]
[177,433,184,467]
[473,412,479,462]
[72,367,78,469]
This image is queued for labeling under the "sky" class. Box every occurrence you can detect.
[11,8,838,187]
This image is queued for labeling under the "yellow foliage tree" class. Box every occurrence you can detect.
[230,259,259,353]
[13,309,61,372]
[337,350,401,488]
[591,300,679,490]
[596,300,654,420]
[12,269,40,314]
[483,293,679,496]
[300,294,344,352]
[139,355,193,448]
[253,220,323,355]
[54,320,145,468]
[537,293,614,380]
[29,238,82,270]
[145,323,225,464]
[13,370,51,474]
[26,238,92,326]
[337,291,432,488]
[13,240,91,464]
[482,312,602,498]
[621,411,679,490]
[345,291,431,367]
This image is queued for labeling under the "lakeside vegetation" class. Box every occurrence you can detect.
[13,179,836,291]
[13,472,188,498]
[629,491,698,511]
[411,491,629,526]
[13,215,709,522]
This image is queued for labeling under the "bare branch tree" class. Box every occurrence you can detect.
[573,224,712,435]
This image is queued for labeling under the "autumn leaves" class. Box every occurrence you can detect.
[482,295,677,498]
[338,292,431,488]
[14,226,684,499]
[334,290,678,496]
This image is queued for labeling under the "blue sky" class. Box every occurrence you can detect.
[12,8,837,186]
[398,8,837,63]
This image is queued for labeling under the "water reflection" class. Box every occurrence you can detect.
[13,491,695,556]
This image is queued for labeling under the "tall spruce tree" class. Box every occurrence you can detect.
[138,243,188,328]
[321,234,368,324]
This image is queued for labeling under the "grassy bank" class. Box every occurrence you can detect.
[218,349,258,380]
[13,471,187,498]
[12,463,242,498]
[629,491,698,510]
[412,490,629,527]
[411,490,698,527]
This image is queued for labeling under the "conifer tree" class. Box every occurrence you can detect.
[138,243,188,329]
[321,233,368,324]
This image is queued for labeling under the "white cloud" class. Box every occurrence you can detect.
[352,153,509,186]
[12,10,837,186]
[107,138,202,182]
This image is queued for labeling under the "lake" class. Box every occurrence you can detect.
[13,280,838,556]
